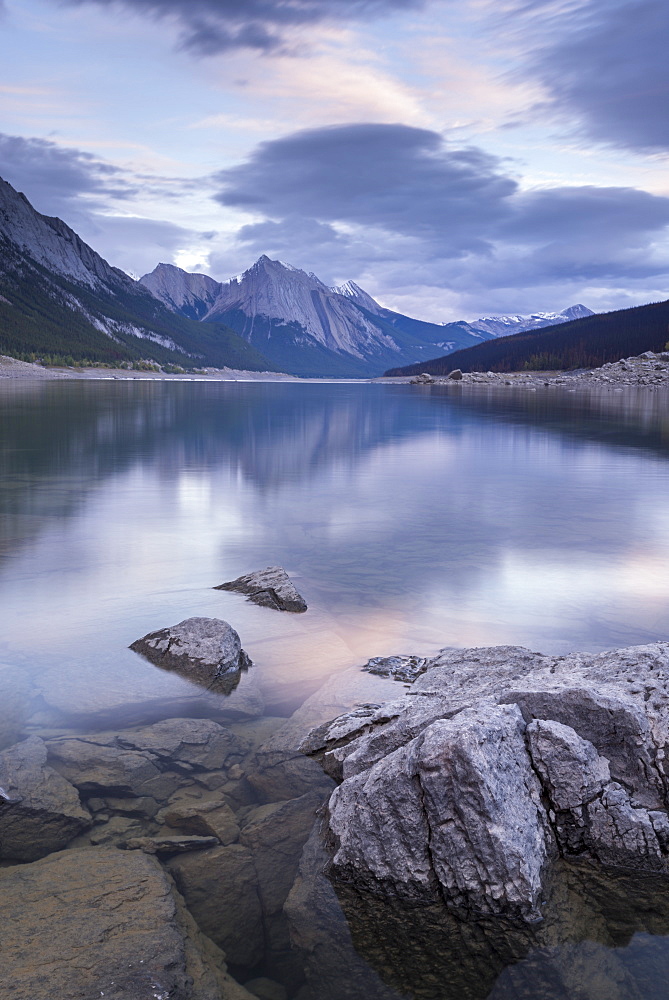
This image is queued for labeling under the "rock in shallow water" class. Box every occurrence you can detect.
[215,566,307,613]
[130,616,252,692]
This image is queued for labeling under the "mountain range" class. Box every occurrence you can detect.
[0,173,594,376]
[139,258,593,377]
[0,177,271,371]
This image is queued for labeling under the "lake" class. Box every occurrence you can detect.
[1,378,669,998]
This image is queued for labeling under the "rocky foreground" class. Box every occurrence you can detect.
[304,642,669,919]
[5,637,669,999]
[406,349,669,389]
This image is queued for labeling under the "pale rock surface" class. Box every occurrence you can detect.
[0,846,255,1000]
[0,736,91,860]
[304,641,669,921]
[216,566,307,613]
[328,703,549,917]
[131,617,252,690]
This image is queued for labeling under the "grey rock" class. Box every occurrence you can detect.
[46,734,181,800]
[362,654,429,682]
[117,717,244,771]
[168,843,264,968]
[328,703,549,918]
[526,718,610,813]
[409,373,435,384]
[240,791,324,919]
[162,798,240,844]
[502,684,665,808]
[123,834,220,854]
[130,616,252,691]
[308,641,669,920]
[215,566,307,613]
[447,368,463,380]
[0,736,91,861]
[0,846,254,1000]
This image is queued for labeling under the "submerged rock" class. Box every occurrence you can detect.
[303,641,669,923]
[215,566,307,613]
[0,736,91,861]
[130,616,252,692]
[0,846,255,1000]
[122,834,220,855]
[168,843,264,968]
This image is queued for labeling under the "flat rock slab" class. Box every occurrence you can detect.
[215,567,307,613]
[130,617,252,692]
[0,846,254,1000]
[0,736,91,861]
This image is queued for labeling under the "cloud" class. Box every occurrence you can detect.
[0,133,136,218]
[214,123,517,254]
[61,0,428,54]
[211,121,669,312]
[510,0,669,152]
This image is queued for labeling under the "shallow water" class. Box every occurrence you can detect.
[2,378,669,998]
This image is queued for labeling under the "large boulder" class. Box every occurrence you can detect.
[304,642,669,922]
[215,566,307,613]
[130,617,252,692]
[328,704,549,919]
[0,847,255,1000]
[0,736,91,861]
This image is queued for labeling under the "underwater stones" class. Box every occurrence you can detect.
[122,834,220,855]
[130,616,252,692]
[0,736,91,861]
[115,717,244,772]
[161,798,240,845]
[215,566,307,613]
[0,847,254,1000]
[168,843,264,968]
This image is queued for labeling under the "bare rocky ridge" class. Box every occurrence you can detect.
[302,642,669,922]
[215,566,308,613]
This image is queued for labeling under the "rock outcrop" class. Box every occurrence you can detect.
[302,642,669,922]
[215,566,307,613]
[130,617,252,691]
[0,846,255,1000]
[0,736,91,860]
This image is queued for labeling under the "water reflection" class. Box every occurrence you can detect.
[1,380,668,722]
[2,380,669,999]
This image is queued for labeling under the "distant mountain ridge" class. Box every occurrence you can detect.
[141,258,592,378]
[386,301,669,376]
[0,176,273,370]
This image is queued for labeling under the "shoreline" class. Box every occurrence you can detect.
[2,350,669,390]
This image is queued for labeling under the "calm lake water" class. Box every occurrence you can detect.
[2,378,669,998]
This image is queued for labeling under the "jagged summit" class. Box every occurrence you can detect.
[0,174,273,371]
[0,176,129,290]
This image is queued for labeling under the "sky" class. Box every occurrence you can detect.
[1,0,669,321]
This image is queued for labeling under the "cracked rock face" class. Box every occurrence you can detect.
[304,642,669,922]
[130,617,252,692]
[215,566,307,613]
